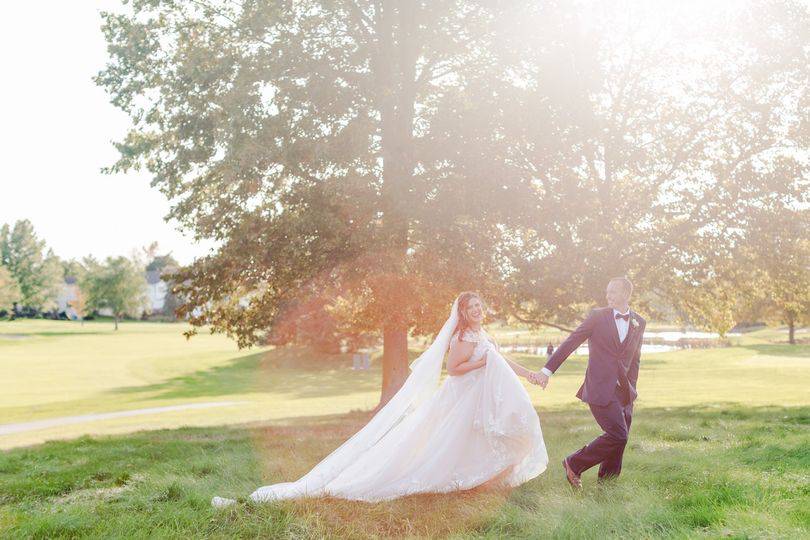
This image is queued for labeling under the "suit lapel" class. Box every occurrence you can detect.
[606,309,622,351]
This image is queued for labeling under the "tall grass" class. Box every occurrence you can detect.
[1,405,807,538]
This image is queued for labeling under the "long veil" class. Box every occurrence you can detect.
[245,297,460,501]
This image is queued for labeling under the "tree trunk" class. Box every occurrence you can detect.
[378,326,409,408]
[787,312,795,345]
[374,1,419,408]
[114,315,119,331]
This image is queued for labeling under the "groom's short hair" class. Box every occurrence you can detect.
[609,276,633,296]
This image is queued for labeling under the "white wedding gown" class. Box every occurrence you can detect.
[213,306,547,506]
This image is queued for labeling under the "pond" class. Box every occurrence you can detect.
[499,330,741,356]
[499,344,683,355]
[645,331,741,341]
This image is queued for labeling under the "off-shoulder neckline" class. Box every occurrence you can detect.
[458,328,488,343]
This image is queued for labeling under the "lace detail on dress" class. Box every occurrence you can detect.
[459,329,496,364]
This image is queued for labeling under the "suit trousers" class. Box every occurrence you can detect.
[567,388,633,479]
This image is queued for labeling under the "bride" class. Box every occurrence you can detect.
[212,291,548,506]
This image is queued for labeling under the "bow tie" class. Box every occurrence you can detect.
[615,313,630,321]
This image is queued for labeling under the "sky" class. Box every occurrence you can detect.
[0,2,218,265]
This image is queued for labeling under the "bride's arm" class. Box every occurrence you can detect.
[503,355,534,379]
[447,337,486,376]
[491,337,534,380]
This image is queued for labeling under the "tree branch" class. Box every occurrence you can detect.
[511,312,575,333]
[346,0,374,36]
[186,0,275,48]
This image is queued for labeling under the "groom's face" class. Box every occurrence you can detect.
[606,281,631,310]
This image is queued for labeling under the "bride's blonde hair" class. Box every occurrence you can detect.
[453,291,484,340]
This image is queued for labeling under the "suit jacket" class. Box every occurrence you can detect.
[544,307,646,406]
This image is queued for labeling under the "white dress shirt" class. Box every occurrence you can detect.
[613,308,630,343]
[541,308,632,378]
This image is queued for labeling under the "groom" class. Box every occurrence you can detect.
[533,277,646,487]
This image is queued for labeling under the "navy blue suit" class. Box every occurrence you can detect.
[544,307,646,478]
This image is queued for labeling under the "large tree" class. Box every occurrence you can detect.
[0,220,63,312]
[97,0,808,405]
[97,0,535,405]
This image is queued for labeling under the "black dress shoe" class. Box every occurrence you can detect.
[562,458,582,489]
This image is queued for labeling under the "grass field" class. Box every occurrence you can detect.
[1,319,808,538]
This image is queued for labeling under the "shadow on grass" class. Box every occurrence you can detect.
[110,347,384,401]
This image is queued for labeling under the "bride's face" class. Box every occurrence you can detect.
[464,297,486,324]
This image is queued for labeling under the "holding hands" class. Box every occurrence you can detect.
[527,371,549,388]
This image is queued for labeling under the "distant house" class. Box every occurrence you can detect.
[146,269,169,313]
[56,276,80,319]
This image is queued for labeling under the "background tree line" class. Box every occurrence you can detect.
[0,220,181,329]
[95,0,808,405]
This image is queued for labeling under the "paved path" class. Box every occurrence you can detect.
[0,401,248,436]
